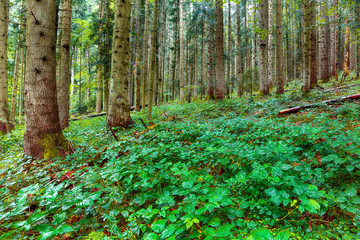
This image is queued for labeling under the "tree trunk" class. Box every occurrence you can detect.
[24,0,68,159]
[236,2,242,97]
[0,0,9,134]
[331,0,338,80]
[147,0,159,120]
[103,0,111,112]
[259,0,269,95]
[303,0,311,92]
[200,21,206,98]
[268,0,274,88]
[207,24,215,99]
[58,0,72,129]
[96,0,104,113]
[215,0,225,99]
[310,0,317,87]
[10,49,21,124]
[276,0,284,94]
[227,0,232,97]
[179,0,185,102]
[142,0,149,108]
[107,0,134,128]
[18,48,24,124]
[134,0,141,111]
[319,1,330,82]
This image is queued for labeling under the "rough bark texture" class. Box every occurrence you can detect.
[24,0,68,159]
[207,23,215,99]
[268,0,273,88]
[303,0,311,92]
[58,0,72,129]
[276,0,284,94]
[96,0,104,113]
[10,49,21,124]
[310,0,317,87]
[259,0,269,95]
[236,2,242,96]
[0,0,9,134]
[103,0,111,112]
[134,0,141,111]
[215,0,225,99]
[107,0,134,128]
[179,0,185,102]
[227,0,232,97]
[18,48,24,124]
[147,0,158,120]
[319,0,330,82]
[331,0,338,80]
[141,0,149,108]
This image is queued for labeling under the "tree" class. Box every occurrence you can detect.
[96,0,104,113]
[24,0,68,159]
[179,0,185,101]
[259,0,269,95]
[310,0,317,87]
[319,0,330,82]
[0,0,9,135]
[268,0,273,88]
[58,0,72,129]
[215,0,225,99]
[147,0,159,120]
[276,0,284,94]
[107,0,134,128]
[302,0,311,92]
[142,0,149,109]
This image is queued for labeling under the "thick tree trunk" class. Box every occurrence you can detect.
[24,0,68,159]
[215,0,225,99]
[147,0,159,120]
[331,0,338,80]
[207,24,215,99]
[96,0,104,113]
[58,0,72,129]
[0,0,9,134]
[236,2,242,97]
[200,21,206,98]
[227,0,232,97]
[107,0,134,128]
[259,0,269,95]
[276,0,284,94]
[18,48,24,124]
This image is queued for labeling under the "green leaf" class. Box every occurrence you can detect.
[214,224,233,237]
[248,228,273,240]
[208,217,221,227]
[151,219,166,233]
[144,233,160,240]
[34,224,53,234]
[56,225,74,234]
[345,188,357,197]
[160,225,176,239]
[274,229,290,240]
[182,180,194,189]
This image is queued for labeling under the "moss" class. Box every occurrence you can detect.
[40,132,69,159]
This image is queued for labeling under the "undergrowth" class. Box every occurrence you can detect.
[1,78,360,239]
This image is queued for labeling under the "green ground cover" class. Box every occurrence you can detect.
[1,77,360,239]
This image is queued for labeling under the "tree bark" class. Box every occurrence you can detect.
[227,0,232,97]
[310,0,317,87]
[10,49,21,124]
[319,0,330,82]
[142,0,149,108]
[303,0,311,92]
[96,0,104,113]
[276,0,284,94]
[147,0,159,120]
[107,0,134,128]
[331,0,338,80]
[179,0,185,101]
[103,0,111,112]
[24,0,68,159]
[236,2,242,97]
[0,0,9,134]
[134,0,141,111]
[18,48,24,124]
[215,0,225,99]
[268,0,274,88]
[259,0,269,95]
[58,0,72,129]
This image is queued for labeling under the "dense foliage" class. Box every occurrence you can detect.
[1,78,360,239]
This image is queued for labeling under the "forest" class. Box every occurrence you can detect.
[0,0,360,239]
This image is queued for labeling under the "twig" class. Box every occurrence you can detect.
[140,118,148,129]
[109,127,119,141]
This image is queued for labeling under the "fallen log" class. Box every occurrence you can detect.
[279,93,360,115]
[324,83,360,92]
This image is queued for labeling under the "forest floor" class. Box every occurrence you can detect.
[1,74,360,239]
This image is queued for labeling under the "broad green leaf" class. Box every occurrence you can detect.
[144,233,160,240]
[151,219,166,233]
[56,225,74,234]
[208,217,221,227]
[274,229,290,240]
[248,228,273,240]
[345,188,357,197]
